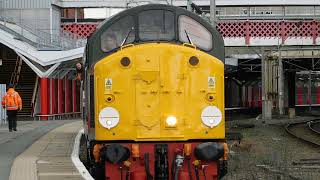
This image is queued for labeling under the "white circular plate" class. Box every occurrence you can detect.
[201,106,222,128]
[99,107,120,129]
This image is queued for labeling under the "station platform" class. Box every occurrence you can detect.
[0,120,85,180]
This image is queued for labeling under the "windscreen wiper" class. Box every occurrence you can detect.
[120,27,134,47]
[184,30,193,45]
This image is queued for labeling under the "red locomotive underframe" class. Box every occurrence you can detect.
[95,142,225,180]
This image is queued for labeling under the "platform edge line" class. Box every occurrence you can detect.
[71,128,94,180]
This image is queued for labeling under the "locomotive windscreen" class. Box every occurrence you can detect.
[138,10,175,41]
[101,16,135,52]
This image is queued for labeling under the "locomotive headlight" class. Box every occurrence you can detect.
[166,116,177,127]
[99,107,120,129]
[201,106,222,128]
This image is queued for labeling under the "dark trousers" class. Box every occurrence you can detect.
[7,110,17,130]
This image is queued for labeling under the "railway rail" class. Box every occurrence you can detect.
[285,120,320,146]
[309,120,320,134]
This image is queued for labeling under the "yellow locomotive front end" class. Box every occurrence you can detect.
[95,43,225,141]
[83,4,228,180]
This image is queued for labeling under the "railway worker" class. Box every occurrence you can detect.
[1,84,22,132]
[76,62,83,81]
[102,32,118,51]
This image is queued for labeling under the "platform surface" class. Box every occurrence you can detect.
[8,120,83,180]
[0,120,82,180]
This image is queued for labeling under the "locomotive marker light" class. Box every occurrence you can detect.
[206,93,215,102]
[120,57,131,67]
[201,106,222,128]
[166,115,177,127]
[99,107,120,129]
[189,56,199,66]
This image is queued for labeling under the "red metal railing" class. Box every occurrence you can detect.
[216,20,319,45]
[61,23,98,38]
[61,20,320,45]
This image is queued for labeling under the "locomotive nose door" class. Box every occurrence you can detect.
[134,54,161,139]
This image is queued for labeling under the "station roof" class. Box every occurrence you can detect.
[0,27,84,78]
[54,0,320,8]
[212,0,320,6]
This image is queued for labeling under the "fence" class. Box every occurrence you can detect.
[0,84,6,125]
[35,112,81,120]
[0,14,86,50]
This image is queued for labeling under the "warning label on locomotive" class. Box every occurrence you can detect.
[208,77,215,89]
[105,78,112,90]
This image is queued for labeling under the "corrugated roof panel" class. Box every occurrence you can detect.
[3,0,51,9]
[3,0,320,9]
[56,0,320,8]
[177,0,320,6]
[23,0,26,9]
[215,0,320,6]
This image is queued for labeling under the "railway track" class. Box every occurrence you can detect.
[285,120,320,146]
[309,121,320,134]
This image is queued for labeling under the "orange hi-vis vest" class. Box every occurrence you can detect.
[1,88,22,111]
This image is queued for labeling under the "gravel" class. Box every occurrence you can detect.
[224,119,320,180]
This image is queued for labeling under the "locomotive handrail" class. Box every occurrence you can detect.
[120,44,134,50]
[183,43,197,49]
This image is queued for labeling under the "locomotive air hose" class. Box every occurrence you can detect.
[144,153,153,180]
[174,166,180,180]
[174,155,184,180]
[187,159,193,180]
[194,167,200,180]
[125,167,129,180]
[120,167,123,180]
[202,167,207,180]
[171,156,176,179]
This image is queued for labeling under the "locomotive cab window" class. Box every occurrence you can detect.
[139,10,175,41]
[101,16,135,52]
[178,15,212,51]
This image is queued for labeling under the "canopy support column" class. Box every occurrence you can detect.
[40,78,48,120]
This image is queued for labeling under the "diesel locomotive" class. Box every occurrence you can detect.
[82,4,228,180]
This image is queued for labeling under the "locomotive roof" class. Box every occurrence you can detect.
[86,4,225,67]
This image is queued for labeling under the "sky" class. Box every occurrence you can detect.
[84,8,125,19]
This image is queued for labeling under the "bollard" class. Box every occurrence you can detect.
[288,108,296,119]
